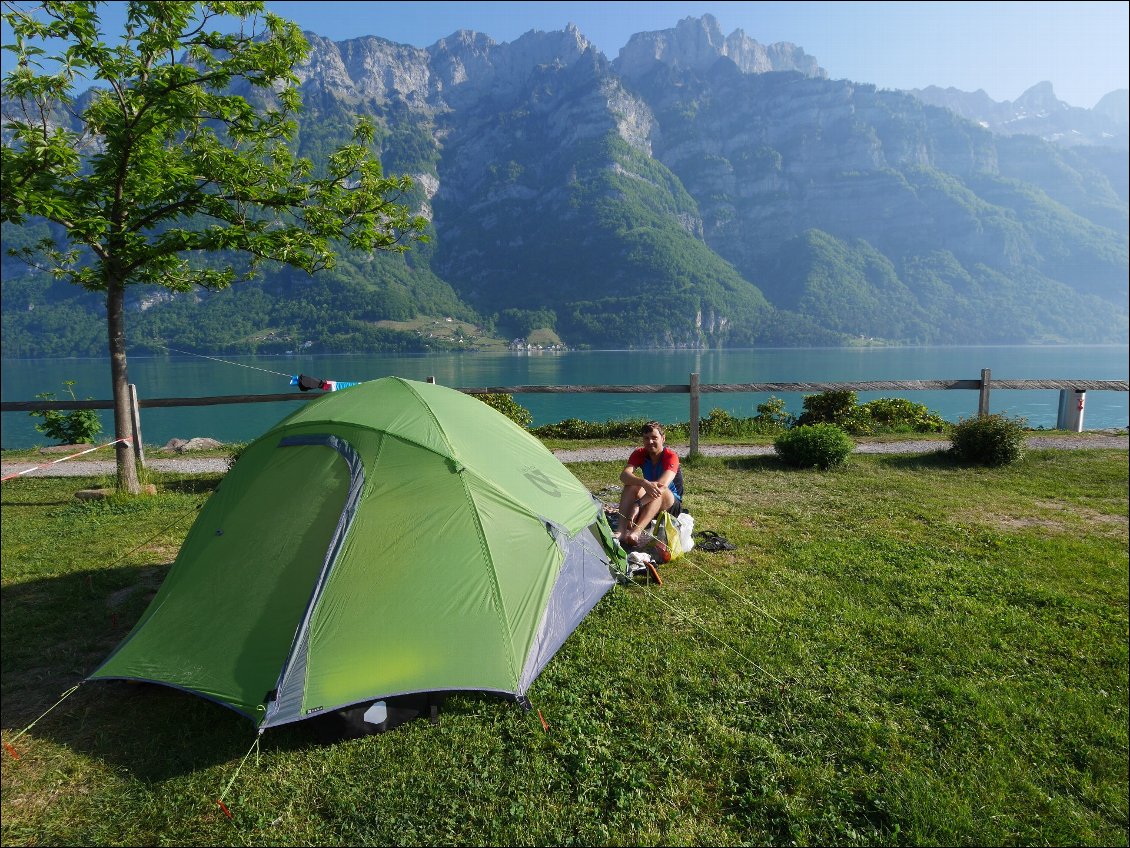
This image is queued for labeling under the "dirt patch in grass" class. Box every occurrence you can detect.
[961,500,1128,536]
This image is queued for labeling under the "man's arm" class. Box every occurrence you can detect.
[623,464,667,500]
[653,452,678,491]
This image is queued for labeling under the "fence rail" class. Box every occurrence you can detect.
[3,372,1126,462]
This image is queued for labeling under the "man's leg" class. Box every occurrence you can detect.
[625,488,675,546]
[616,482,644,545]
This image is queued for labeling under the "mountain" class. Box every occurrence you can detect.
[1094,89,1129,126]
[907,81,1130,149]
[2,14,1127,355]
[614,14,824,78]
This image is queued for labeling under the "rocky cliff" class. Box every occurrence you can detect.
[3,16,1127,354]
[613,13,825,79]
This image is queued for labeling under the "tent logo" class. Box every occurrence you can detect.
[523,466,561,497]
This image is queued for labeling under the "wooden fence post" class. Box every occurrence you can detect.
[128,383,145,468]
[689,372,700,458]
[978,369,992,417]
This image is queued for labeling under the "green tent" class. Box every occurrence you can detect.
[90,377,625,730]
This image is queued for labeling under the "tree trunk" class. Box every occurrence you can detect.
[106,280,140,494]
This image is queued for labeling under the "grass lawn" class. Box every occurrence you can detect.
[1,447,1127,846]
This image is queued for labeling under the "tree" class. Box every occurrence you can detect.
[1,1,426,492]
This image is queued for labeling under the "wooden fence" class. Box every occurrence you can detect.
[3,370,1126,464]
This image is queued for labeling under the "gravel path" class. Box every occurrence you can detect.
[3,434,1125,478]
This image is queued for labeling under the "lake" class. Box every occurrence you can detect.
[2,345,1127,450]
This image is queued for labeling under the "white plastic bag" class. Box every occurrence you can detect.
[675,511,695,553]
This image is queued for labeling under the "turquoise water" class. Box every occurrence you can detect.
[2,345,1126,449]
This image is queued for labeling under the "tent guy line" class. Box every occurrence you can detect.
[0,437,133,482]
[161,346,359,391]
[162,347,295,379]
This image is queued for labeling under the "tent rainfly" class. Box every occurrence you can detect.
[89,377,625,730]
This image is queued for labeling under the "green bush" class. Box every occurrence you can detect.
[699,407,734,436]
[753,396,795,432]
[475,393,533,429]
[531,417,679,440]
[29,380,103,444]
[795,391,948,435]
[698,406,799,438]
[949,414,1027,466]
[774,423,855,470]
[699,407,766,438]
[531,417,603,439]
[859,397,948,433]
[796,390,857,425]
[531,405,794,442]
[795,390,872,435]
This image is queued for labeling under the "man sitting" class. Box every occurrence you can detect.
[615,420,683,549]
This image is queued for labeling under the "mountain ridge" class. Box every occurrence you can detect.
[907,80,1129,148]
[2,14,1126,356]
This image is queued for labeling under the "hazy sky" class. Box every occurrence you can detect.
[3,2,1128,108]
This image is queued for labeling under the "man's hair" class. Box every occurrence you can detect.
[641,421,665,435]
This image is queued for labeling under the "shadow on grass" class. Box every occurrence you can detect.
[874,450,964,471]
[0,497,75,508]
[155,476,222,496]
[719,455,788,471]
[713,449,971,473]
[1,560,464,781]
[0,474,218,507]
[1,563,265,781]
